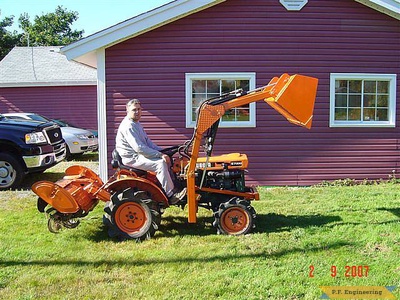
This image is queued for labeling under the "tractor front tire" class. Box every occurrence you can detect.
[103,187,161,241]
[213,197,256,235]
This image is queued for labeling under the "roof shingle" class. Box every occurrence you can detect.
[0,46,96,87]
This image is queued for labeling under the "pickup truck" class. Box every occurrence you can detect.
[0,114,66,189]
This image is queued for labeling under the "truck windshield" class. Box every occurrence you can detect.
[27,114,51,122]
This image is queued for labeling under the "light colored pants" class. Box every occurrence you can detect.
[125,156,174,197]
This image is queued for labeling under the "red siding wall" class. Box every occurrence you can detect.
[105,0,400,185]
[0,85,97,130]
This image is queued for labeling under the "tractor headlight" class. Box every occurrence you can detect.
[25,132,47,144]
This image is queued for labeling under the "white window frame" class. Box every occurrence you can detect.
[330,73,397,128]
[185,72,256,128]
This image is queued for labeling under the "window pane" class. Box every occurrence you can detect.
[363,108,375,121]
[336,80,348,93]
[192,93,206,108]
[236,80,250,91]
[236,107,250,121]
[207,80,219,93]
[335,94,347,107]
[349,95,361,107]
[206,93,220,101]
[222,108,251,122]
[222,109,236,121]
[363,94,376,107]
[377,109,388,121]
[335,108,347,120]
[349,80,361,93]
[192,109,197,122]
[364,81,376,93]
[377,81,389,93]
[348,108,361,120]
[221,80,236,93]
[192,80,206,93]
[377,95,388,107]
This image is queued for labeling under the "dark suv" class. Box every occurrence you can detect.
[0,114,66,189]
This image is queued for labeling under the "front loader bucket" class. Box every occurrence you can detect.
[32,181,80,214]
[265,74,318,129]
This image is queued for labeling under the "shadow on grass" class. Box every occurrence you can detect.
[68,152,98,162]
[377,207,400,218]
[0,241,351,268]
[82,215,217,243]
[84,212,342,242]
[19,172,65,190]
[257,213,343,234]
[158,215,216,237]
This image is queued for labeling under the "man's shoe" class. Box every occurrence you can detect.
[169,188,187,205]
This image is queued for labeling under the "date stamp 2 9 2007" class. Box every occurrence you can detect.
[309,265,370,278]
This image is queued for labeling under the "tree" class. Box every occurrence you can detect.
[19,6,84,47]
[0,11,22,60]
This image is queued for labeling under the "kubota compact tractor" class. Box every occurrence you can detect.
[32,73,318,241]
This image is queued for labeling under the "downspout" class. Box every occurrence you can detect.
[96,48,108,181]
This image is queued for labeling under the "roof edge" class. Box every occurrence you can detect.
[354,0,400,20]
[61,0,225,67]
[0,81,97,88]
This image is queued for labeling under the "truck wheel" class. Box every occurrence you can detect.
[65,146,73,161]
[213,197,256,235]
[103,187,161,241]
[0,153,24,190]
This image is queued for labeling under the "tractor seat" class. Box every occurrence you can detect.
[111,149,147,176]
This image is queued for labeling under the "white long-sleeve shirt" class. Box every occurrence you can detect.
[116,116,162,165]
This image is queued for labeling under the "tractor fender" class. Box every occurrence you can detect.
[105,177,169,207]
[64,165,103,184]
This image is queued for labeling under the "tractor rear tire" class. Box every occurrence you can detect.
[213,197,256,235]
[103,187,161,241]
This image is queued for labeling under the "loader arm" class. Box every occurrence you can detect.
[186,73,318,223]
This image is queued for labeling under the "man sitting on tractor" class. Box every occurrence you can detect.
[115,98,186,204]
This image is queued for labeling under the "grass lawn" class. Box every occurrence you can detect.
[0,154,399,299]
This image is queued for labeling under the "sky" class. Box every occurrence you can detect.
[1,0,173,37]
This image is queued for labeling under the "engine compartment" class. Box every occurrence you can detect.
[194,153,248,192]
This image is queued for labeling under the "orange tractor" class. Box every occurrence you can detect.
[32,73,318,241]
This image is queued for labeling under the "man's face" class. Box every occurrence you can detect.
[127,103,142,122]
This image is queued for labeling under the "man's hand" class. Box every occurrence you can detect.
[161,154,171,165]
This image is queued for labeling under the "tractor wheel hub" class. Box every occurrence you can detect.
[230,216,239,224]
